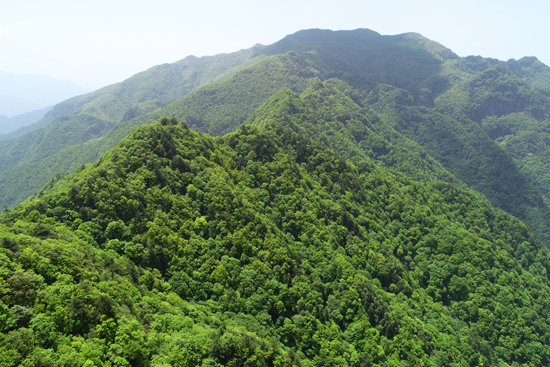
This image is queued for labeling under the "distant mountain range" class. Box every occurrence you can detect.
[0,106,53,135]
[0,70,90,117]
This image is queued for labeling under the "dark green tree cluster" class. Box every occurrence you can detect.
[1,115,550,366]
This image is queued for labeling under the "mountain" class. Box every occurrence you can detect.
[3,28,550,245]
[365,80,550,244]
[0,29,466,210]
[4,27,550,364]
[0,70,90,117]
[0,27,460,176]
[0,106,53,135]
[0,53,465,218]
[0,46,266,178]
[4,28,550,250]
[1,115,550,366]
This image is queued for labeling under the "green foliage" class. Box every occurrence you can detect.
[436,65,550,122]
[246,79,465,189]
[0,45,270,207]
[368,83,550,244]
[1,117,550,365]
[482,113,550,204]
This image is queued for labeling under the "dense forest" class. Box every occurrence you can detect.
[3,28,550,366]
[3,29,550,248]
[2,117,550,366]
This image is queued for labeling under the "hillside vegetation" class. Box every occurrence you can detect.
[4,29,550,248]
[0,28,464,211]
[0,47,266,177]
[2,117,550,366]
[2,32,550,367]
[366,82,550,244]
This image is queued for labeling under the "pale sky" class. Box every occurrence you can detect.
[0,0,548,89]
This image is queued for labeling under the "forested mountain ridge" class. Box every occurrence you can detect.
[0,47,267,175]
[0,28,467,210]
[3,28,550,245]
[2,115,550,366]
[245,79,466,188]
[0,106,53,136]
[365,81,550,244]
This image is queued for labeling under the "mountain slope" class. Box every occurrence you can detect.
[436,65,550,122]
[3,28,550,250]
[0,106,53,135]
[2,117,550,366]
[246,79,466,189]
[263,29,457,94]
[0,72,466,214]
[506,56,550,95]
[481,113,550,204]
[367,83,550,244]
[0,28,460,186]
[0,27,468,211]
[0,46,267,175]
[0,52,321,209]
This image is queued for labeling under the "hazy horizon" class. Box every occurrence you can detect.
[1,0,549,89]
[0,69,91,117]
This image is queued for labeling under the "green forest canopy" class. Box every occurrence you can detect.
[1,115,550,366]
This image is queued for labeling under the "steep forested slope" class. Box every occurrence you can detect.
[0,28,464,212]
[3,27,550,252]
[506,56,550,95]
[436,65,550,122]
[0,46,266,176]
[246,79,465,188]
[367,83,550,244]
[482,113,550,204]
[2,118,550,366]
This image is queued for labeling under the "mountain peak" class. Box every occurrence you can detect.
[396,32,458,60]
